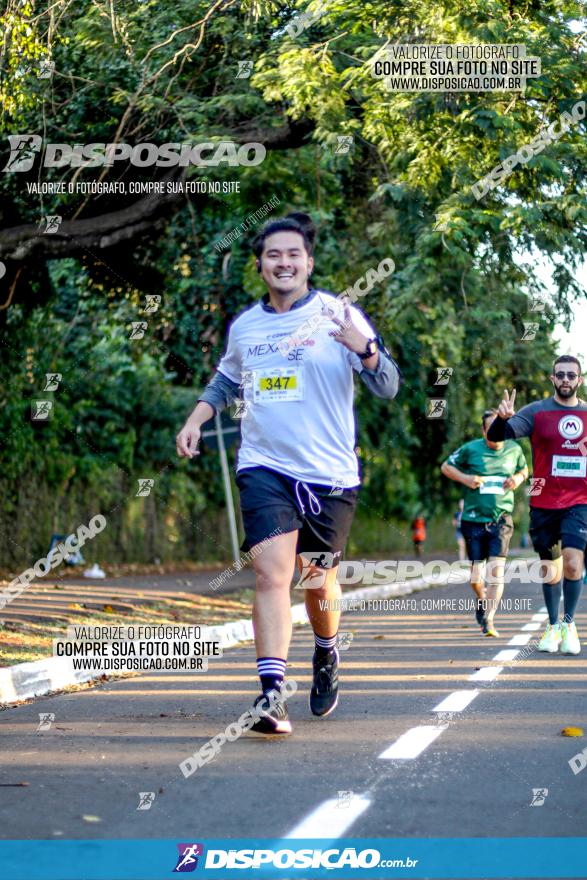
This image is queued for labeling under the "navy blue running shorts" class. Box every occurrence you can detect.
[235,466,358,565]
[529,504,587,559]
[460,515,514,562]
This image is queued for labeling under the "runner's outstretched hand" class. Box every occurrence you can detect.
[176,422,201,458]
[497,388,516,420]
[329,303,368,354]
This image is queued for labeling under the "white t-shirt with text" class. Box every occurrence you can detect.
[216,291,376,487]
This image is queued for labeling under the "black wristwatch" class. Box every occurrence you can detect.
[358,338,378,360]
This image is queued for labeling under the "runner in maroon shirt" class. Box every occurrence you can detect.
[487,355,586,655]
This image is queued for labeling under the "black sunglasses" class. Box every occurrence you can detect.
[555,371,579,380]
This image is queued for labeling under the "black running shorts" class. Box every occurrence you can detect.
[460,515,514,562]
[235,466,358,564]
[529,504,587,559]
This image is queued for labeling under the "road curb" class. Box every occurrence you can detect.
[0,576,433,706]
[0,655,99,706]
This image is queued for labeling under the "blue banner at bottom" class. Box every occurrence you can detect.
[1,838,587,879]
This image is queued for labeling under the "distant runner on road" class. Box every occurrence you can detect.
[453,499,466,562]
[488,355,586,655]
[176,212,402,734]
[441,409,528,636]
[411,514,426,558]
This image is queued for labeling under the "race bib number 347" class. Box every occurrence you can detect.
[253,368,305,403]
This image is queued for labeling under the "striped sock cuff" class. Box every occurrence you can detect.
[256,657,287,678]
[314,632,338,651]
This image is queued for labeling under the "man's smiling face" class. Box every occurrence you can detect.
[260,230,314,297]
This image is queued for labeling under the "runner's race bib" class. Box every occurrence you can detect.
[551,455,587,478]
[253,367,305,404]
[479,475,507,495]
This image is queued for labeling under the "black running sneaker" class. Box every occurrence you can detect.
[309,650,339,717]
[250,691,292,735]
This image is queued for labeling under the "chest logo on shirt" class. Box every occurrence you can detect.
[558,415,584,440]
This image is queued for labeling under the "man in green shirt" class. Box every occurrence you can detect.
[441,410,528,636]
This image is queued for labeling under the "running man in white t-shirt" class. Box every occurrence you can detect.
[176,212,401,734]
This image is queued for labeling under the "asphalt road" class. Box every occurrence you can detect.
[1,576,586,870]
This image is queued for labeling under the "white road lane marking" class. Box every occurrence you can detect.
[469,666,504,681]
[492,649,520,662]
[288,601,547,839]
[378,725,448,760]
[432,691,479,713]
[285,794,372,839]
[508,633,533,646]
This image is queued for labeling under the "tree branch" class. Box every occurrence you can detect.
[0,187,181,260]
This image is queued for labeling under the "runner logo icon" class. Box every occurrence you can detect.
[528,477,546,496]
[173,843,204,872]
[558,415,583,440]
[295,551,341,589]
[529,788,549,806]
[2,135,42,172]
